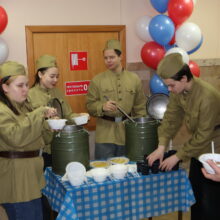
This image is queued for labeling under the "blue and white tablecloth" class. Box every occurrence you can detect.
[43,167,195,220]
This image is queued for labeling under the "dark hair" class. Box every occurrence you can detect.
[0,76,20,115]
[114,49,122,56]
[32,67,49,87]
[171,64,193,82]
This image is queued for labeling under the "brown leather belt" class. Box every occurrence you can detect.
[0,150,40,159]
[101,115,128,122]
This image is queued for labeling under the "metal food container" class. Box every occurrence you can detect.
[125,117,160,162]
[51,125,90,175]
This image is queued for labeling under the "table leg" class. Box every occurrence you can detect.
[178,211,182,220]
[148,217,153,220]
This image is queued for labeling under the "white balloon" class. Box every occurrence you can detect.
[165,47,189,64]
[135,15,153,42]
[0,37,9,64]
[176,22,202,52]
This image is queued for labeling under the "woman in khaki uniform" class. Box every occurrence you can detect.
[28,54,88,168]
[28,55,88,220]
[147,53,220,220]
[86,39,146,159]
[0,61,56,220]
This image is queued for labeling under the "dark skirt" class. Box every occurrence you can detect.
[189,158,220,220]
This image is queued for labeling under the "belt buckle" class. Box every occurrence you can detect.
[115,117,122,123]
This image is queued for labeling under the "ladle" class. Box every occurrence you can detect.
[103,96,135,123]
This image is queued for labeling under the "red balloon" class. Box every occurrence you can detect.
[141,41,165,70]
[189,60,200,77]
[0,7,8,34]
[168,0,193,26]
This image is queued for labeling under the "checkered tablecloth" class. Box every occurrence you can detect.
[42,168,195,220]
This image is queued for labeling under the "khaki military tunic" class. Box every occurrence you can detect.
[0,101,46,203]
[86,69,146,145]
[28,84,77,153]
[158,77,220,161]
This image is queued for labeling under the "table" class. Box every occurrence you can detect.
[43,168,195,220]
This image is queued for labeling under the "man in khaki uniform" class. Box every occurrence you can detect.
[147,53,220,220]
[86,39,146,159]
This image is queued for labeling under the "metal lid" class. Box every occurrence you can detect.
[147,93,169,120]
[62,124,83,133]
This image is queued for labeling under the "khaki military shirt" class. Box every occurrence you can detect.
[158,77,220,161]
[86,69,146,145]
[0,101,46,203]
[28,84,77,153]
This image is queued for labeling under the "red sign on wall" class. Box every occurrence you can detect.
[70,51,88,71]
[65,80,90,96]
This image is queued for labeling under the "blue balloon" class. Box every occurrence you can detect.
[150,74,169,95]
[149,15,175,46]
[187,36,203,55]
[150,0,169,13]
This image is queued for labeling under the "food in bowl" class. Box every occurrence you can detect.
[108,156,129,165]
[90,168,110,183]
[108,164,128,179]
[90,160,109,168]
[47,119,67,130]
[199,153,220,174]
[72,114,89,125]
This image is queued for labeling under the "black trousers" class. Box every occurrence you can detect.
[189,158,220,220]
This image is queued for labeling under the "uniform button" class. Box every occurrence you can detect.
[118,91,121,94]
[118,84,121,87]
[119,98,122,101]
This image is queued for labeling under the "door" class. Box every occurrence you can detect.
[25,25,126,130]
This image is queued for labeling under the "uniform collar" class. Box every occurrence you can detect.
[35,83,50,93]
[108,68,125,77]
[182,77,196,96]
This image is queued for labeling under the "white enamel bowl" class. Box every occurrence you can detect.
[73,114,89,125]
[199,153,220,174]
[108,164,128,179]
[90,168,110,183]
[47,119,67,130]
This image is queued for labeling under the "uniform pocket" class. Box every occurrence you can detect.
[101,88,115,101]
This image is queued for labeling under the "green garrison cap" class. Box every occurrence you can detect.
[157,53,185,79]
[36,54,57,71]
[104,39,122,52]
[0,61,26,79]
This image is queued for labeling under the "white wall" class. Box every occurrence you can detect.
[1,0,220,65]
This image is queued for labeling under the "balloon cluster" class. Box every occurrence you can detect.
[136,0,201,95]
[0,6,9,64]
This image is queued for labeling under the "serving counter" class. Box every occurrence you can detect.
[43,167,195,220]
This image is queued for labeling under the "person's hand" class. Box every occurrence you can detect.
[44,107,58,118]
[201,160,220,182]
[147,145,165,166]
[103,100,117,112]
[160,154,180,171]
